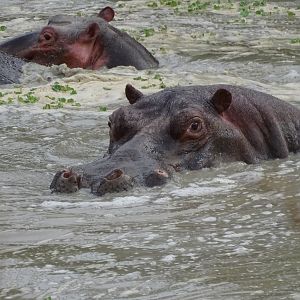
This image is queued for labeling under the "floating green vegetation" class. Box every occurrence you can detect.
[253,0,266,6]
[0,98,13,105]
[141,83,157,89]
[153,73,167,88]
[76,11,84,16]
[51,81,77,94]
[287,10,296,18]
[43,97,81,109]
[290,38,300,44]
[142,28,155,37]
[0,25,6,31]
[42,82,80,109]
[98,106,107,112]
[17,91,39,104]
[0,85,81,109]
[160,0,181,7]
[255,8,267,16]
[238,0,271,19]
[103,87,112,90]
[0,89,39,106]
[188,1,210,12]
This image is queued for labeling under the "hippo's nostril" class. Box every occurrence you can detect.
[155,169,169,178]
[44,33,52,41]
[63,171,70,178]
[145,169,170,187]
[105,169,124,181]
[93,170,134,196]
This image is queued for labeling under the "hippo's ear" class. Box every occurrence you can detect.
[211,88,232,114]
[125,84,144,104]
[98,7,115,22]
[81,23,100,41]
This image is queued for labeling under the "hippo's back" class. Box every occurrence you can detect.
[0,51,24,85]
[209,84,300,155]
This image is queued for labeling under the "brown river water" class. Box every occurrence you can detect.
[0,1,300,299]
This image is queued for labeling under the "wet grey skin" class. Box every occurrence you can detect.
[50,84,300,196]
[0,7,158,71]
[0,51,25,84]
[0,32,39,57]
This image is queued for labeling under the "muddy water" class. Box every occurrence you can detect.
[0,1,300,299]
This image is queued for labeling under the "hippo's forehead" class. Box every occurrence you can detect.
[45,16,108,41]
[48,15,78,25]
[48,14,106,26]
[113,89,210,125]
[135,89,209,116]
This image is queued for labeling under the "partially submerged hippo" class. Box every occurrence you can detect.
[0,7,158,70]
[50,84,300,195]
[0,51,24,84]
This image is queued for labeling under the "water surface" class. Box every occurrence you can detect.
[0,1,300,299]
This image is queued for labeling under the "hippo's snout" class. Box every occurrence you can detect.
[50,169,81,193]
[92,169,134,196]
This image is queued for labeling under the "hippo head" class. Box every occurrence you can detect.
[51,84,235,196]
[8,7,115,69]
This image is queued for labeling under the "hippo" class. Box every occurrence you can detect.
[50,84,300,196]
[0,7,158,70]
[0,51,25,84]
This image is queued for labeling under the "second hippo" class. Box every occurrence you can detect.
[50,84,300,196]
[0,7,159,70]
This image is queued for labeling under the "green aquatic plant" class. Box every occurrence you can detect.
[142,28,155,37]
[154,73,167,88]
[253,0,266,6]
[17,92,39,104]
[255,8,267,16]
[99,106,107,111]
[0,97,14,105]
[238,0,269,18]
[188,1,210,12]
[160,0,181,7]
[0,25,6,31]
[43,96,81,109]
[51,82,77,95]
[290,38,300,44]
[287,10,296,18]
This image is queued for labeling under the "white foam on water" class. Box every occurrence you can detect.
[170,185,232,197]
[161,254,176,263]
[41,195,151,209]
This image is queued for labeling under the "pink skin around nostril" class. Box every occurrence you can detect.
[105,169,124,181]
[62,171,71,179]
[43,33,52,41]
[39,28,56,43]
[154,169,169,178]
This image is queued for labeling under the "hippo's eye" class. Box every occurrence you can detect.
[178,117,204,141]
[189,121,200,132]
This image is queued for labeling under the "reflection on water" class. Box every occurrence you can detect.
[0,1,300,299]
